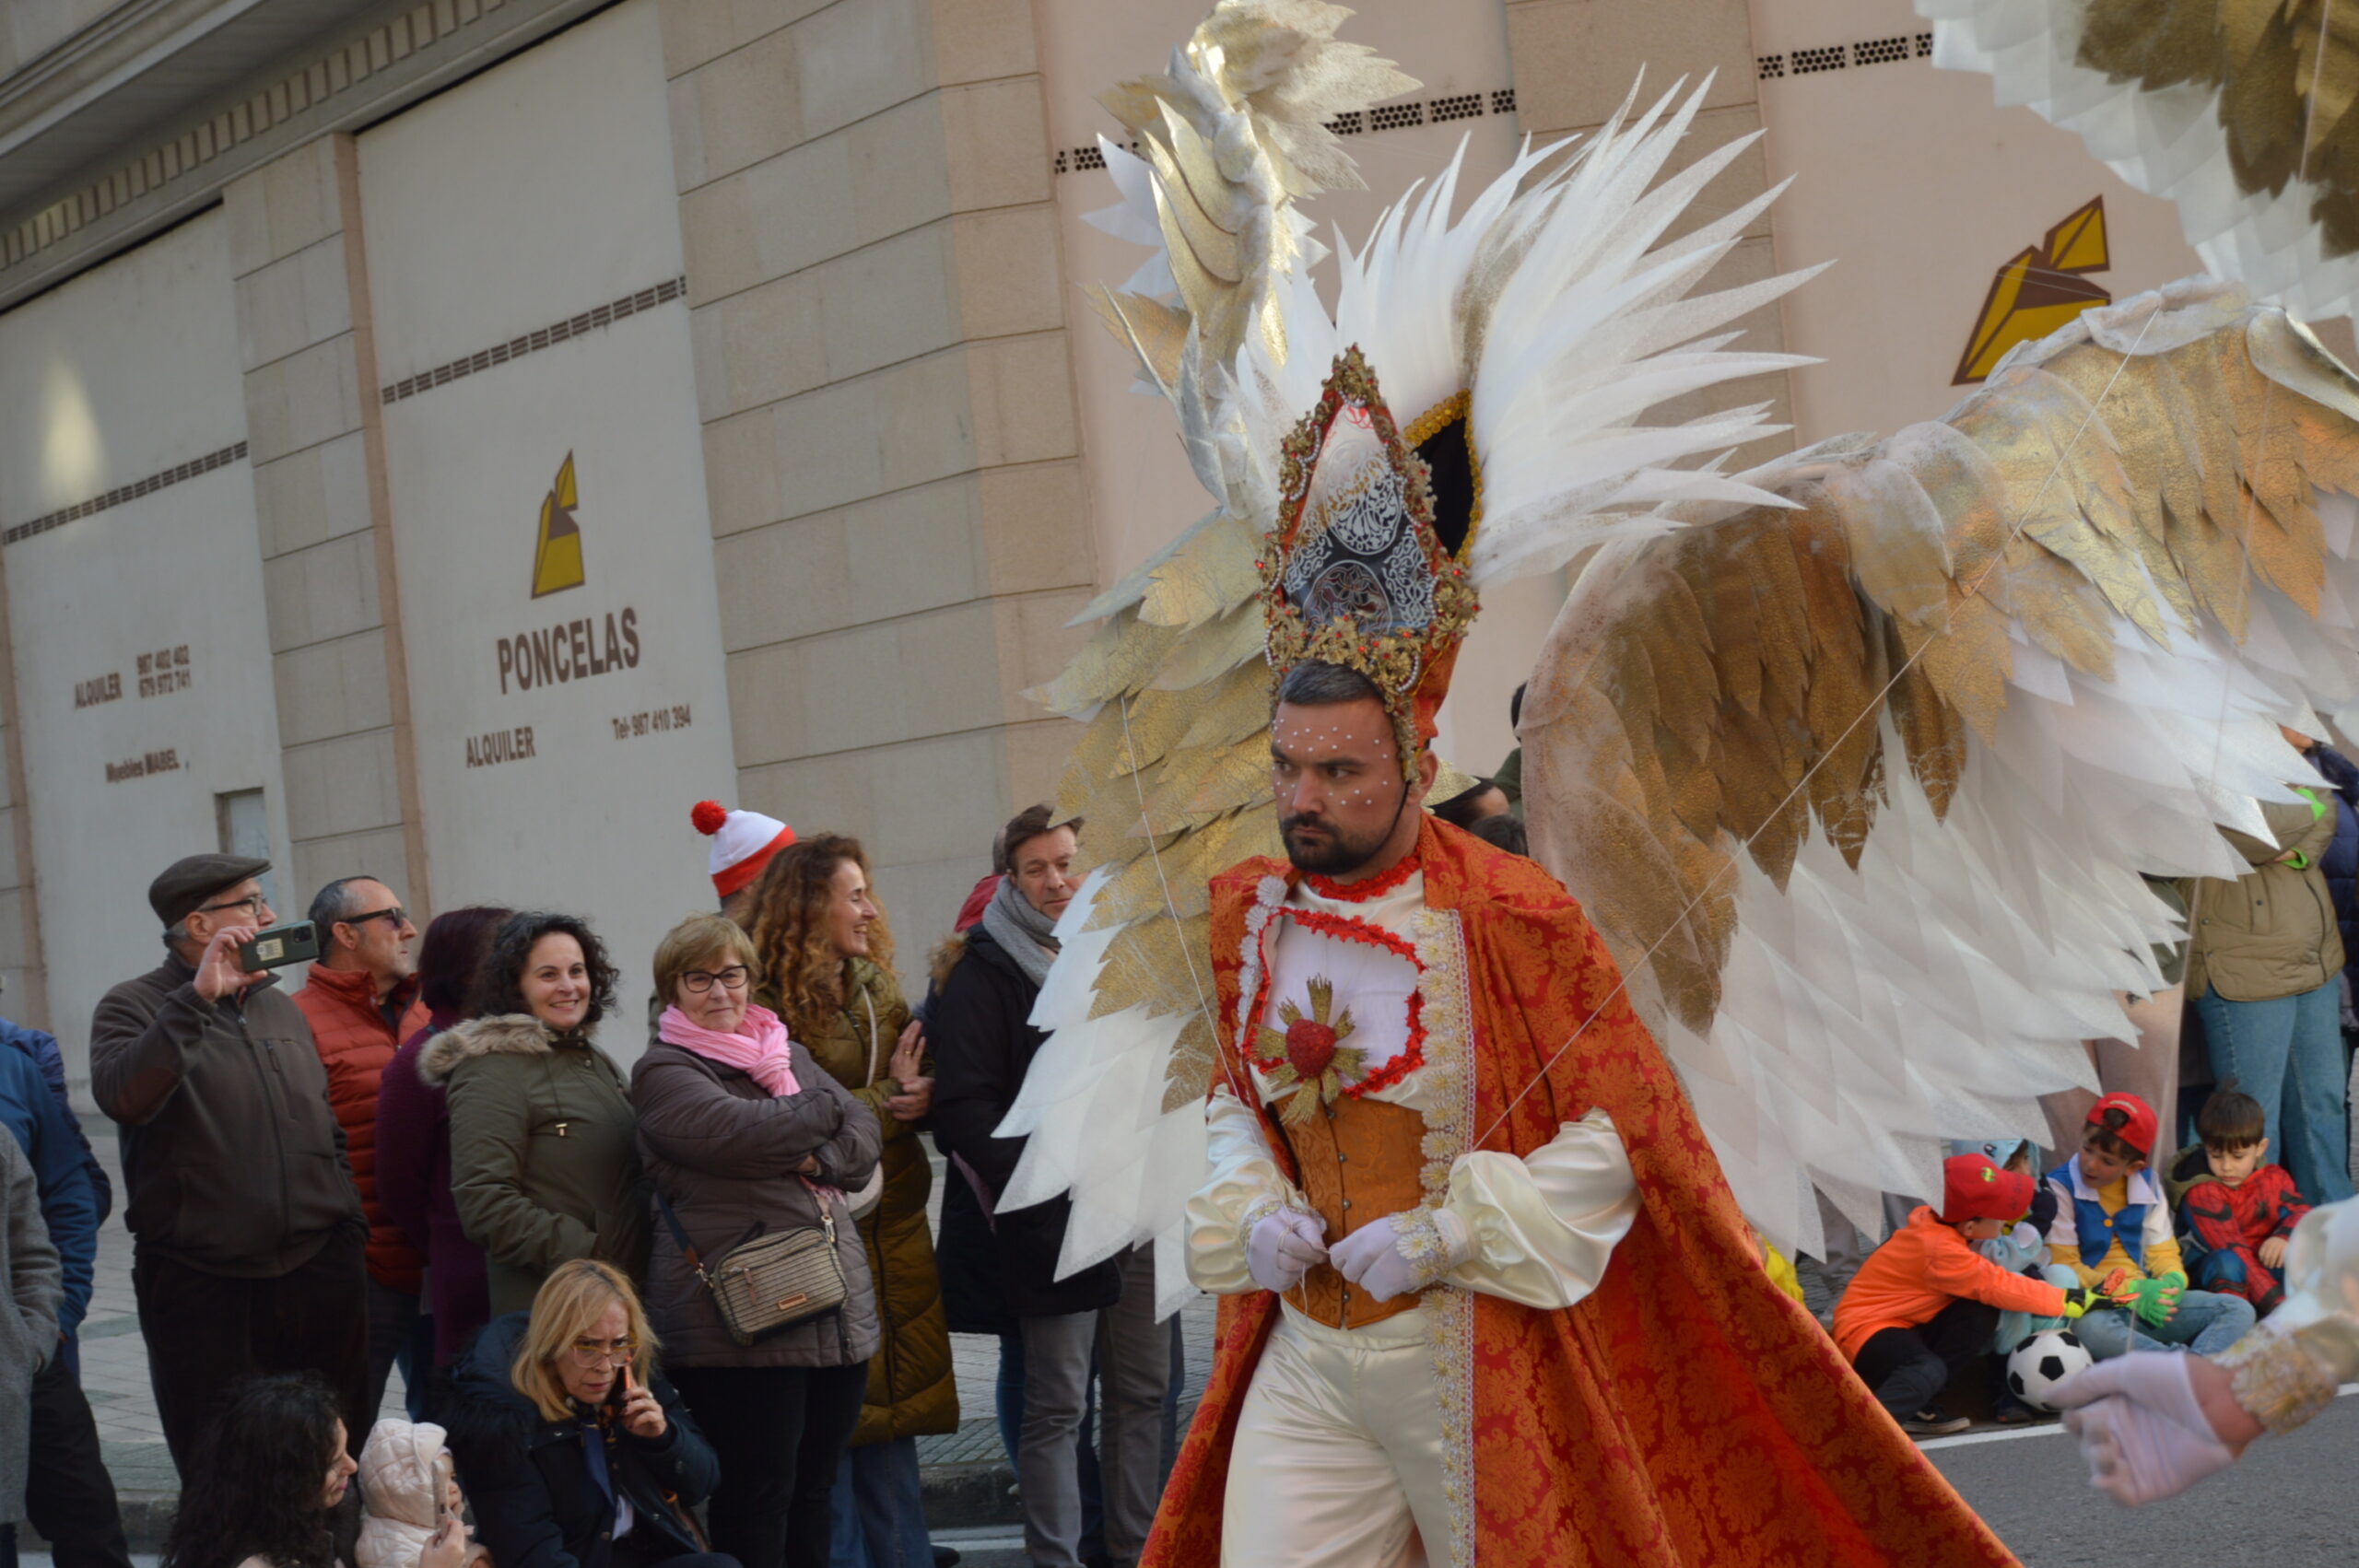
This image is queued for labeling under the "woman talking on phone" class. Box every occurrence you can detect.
[443,1258,734,1568]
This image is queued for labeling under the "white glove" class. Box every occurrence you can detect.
[1330,1211,1472,1303]
[2048,1352,2237,1504]
[1246,1208,1328,1293]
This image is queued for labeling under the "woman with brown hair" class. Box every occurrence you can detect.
[745,838,951,1568]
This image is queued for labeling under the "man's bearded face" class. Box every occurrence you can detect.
[1270,697,1408,876]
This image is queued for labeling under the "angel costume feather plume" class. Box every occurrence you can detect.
[1000,0,2359,1314]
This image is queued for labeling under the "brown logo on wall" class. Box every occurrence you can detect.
[1954,197,2111,385]
[532,452,585,598]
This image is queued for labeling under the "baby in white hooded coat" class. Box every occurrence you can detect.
[358,1419,494,1568]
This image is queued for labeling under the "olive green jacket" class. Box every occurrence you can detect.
[2183,790,2348,1003]
[781,958,957,1445]
[422,1014,650,1316]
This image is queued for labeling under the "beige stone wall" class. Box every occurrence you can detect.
[1505,0,1795,471]
[661,0,1096,930]
[225,135,431,915]
[0,549,44,1025]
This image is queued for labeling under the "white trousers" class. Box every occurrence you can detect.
[1220,1303,1450,1568]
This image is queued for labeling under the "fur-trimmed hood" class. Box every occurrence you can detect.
[417,1014,561,1086]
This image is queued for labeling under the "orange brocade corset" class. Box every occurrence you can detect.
[1273,1092,1431,1328]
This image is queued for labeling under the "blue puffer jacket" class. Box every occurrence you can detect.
[0,1035,104,1352]
[2306,744,2359,1007]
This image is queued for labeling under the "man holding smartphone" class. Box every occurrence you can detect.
[89,853,370,1471]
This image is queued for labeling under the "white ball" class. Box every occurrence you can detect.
[2006,1328,2094,1412]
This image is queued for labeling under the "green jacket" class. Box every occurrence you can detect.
[780,958,956,1445]
[422,1014,650,1316]
[2182,790,2348,1003]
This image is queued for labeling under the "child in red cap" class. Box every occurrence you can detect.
[1833,1154,2095,1436]
[2041,1092,2257,1362]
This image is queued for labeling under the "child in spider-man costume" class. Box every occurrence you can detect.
[2169,1083,2312,1314]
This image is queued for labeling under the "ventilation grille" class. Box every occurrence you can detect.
[4,441,250,546]
[1758,31,1936,80]
[1056,86,1519,177]
[380,277,687,405]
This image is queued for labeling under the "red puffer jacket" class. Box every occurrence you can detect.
[294,964,425,1293]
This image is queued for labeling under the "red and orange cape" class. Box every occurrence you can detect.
[1144,815,2018,1567]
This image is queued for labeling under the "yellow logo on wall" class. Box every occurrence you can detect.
[531,452,584,598]
[1953,197,2111,385]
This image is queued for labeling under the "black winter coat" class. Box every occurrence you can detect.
[443,1313,720,1568]
[2306,743,2359,1007]
[927,926,1121,1322]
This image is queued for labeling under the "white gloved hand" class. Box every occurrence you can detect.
[1327,1217,1418,1302]
[2048,1352,2237,1504]
[1246,1208,1328,1293]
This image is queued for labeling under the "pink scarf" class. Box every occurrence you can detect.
[657,1002,802,1097]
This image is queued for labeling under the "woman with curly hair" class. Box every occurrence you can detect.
[425,911,649,1316]
[158,1373,467,1568]
[745,838,951,1568]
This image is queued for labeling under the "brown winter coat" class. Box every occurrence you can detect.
[2183,790,2349,1002]
[422,1015,649,1316]
[293,963,426,1293]
[631,1032,884,1369]
[776,958,957,1445]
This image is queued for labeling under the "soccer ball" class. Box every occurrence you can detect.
[2006,1328,2094,1412]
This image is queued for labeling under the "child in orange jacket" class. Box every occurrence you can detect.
[1833,1154,2095,1436]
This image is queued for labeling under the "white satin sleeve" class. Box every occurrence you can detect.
[1184,1085,1310,1296]
[1432,1106,1640,1310]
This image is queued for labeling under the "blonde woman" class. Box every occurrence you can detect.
[745,838,950,1568]
[634,913,881,1568]
[441,1260,726,1568]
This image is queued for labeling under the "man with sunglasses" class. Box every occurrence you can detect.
[89,853,370,1471]
[295,877,429,1422]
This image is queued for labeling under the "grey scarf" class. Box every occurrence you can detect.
[981,873,1060,989]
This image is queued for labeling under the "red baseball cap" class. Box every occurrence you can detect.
[2084,1092,2158,1157]
[1940,1154,2036,1225]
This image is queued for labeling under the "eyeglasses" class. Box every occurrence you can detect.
[680,965,750,995]
[198,893,266,918]
[566,1335,639,1367]
[342,907,409,930]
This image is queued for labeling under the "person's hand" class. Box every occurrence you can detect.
[191,924,268,1001]
[2260,1235,2289,1270]
[2059,1287,2099,1319]
[2049,1352,2245,1504]
[418,1519,469,1568]
[617,1363,666,1440]
[795,1154,821,1176]
[1329,1216,1426,1303]
[887,1021,924,1083]
[886,1076,933,1121]
[885,1022,930,1119]
[2118,1272,2184,1326]
[1246,1208,1327,1293]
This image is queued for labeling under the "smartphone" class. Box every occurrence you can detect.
[238,920,321,971]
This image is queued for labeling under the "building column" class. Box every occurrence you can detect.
[226,135,432,917]
[660,0,1097,930]
[0,542,46,1028]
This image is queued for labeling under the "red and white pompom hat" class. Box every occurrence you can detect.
[691,800,796,898]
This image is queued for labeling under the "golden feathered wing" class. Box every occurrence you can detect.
[1524,280,2359,1251]
[1921,0,2359,322]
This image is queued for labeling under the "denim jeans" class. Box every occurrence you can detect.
[2197,982,2355,1203]
[2062,1283,2257,1360]
[827,1436,932,1568]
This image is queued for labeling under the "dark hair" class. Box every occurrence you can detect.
[417,905,515,1017]
[1467,812,1529,857]
[2082,1106,2143,1163]
[997,803,1083,876]
[467,911,620,1029]
[1431,779,1505,830]
[2198,1081,2268,1152]
[1274,660,1384,708]
[305,875,378,934]
[158,1373,343,1568]
[1510,682,1527,730]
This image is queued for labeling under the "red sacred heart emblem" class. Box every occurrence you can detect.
[1285,1018,1340,1081]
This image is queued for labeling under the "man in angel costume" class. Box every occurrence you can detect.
[1000,5,2359,1565]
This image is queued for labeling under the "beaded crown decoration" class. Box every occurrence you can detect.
[1260,345,1481,761]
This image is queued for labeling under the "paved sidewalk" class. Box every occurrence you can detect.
[71,1114,1215,1501]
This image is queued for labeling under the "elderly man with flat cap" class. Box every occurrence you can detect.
[90,854,369,1469]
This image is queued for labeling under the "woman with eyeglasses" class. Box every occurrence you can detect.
[443,1258,732,1568]
[425,912,650,1317]
[630,914,882,1568]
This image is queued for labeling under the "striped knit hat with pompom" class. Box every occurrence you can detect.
[692,800,795,898]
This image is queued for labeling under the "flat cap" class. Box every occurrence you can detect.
[149,853,271,928]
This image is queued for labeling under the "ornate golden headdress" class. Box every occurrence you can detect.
[1259,346,1481,761]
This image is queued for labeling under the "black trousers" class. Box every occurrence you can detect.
[669,1362,869,1568]
[133,1226,370,1473]
[19,1353,131,1568]
[1852,1297,1999,1419]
